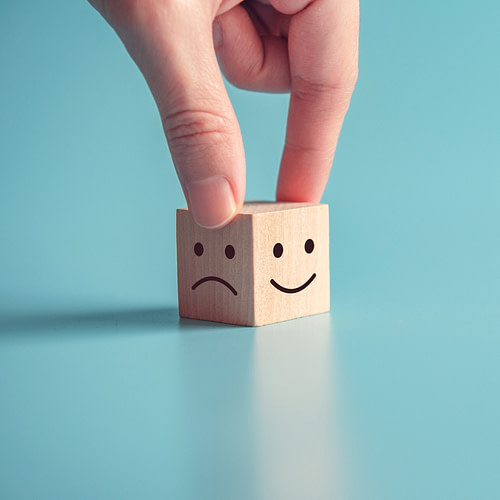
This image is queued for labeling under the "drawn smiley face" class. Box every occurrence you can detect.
[269,238,317,294]
[191,241,238,296]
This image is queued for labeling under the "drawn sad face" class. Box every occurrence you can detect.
[191,241,239,296]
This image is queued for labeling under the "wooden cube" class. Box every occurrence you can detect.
[176,202,330,326]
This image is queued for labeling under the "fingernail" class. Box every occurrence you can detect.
[212,19,222,49]
[186,176,236,229]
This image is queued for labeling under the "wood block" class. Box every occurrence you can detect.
[176,202,330,326]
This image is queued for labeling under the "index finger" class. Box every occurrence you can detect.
[274,0,359,201]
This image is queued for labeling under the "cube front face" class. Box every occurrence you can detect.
[177,203,330,326]
[252,205,330,325]
[176,210,255,325]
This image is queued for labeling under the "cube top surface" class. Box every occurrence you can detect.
[177,202,326,217]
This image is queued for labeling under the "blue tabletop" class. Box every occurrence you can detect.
[1,1,499,499]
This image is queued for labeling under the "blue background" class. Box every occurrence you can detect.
[1,1,499,499]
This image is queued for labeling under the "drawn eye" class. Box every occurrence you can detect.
[225,245,235,259]
[194,242,204,256]
[305,239,314,254]
[273,243,283,258]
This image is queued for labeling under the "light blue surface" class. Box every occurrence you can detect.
[1,1,499,499]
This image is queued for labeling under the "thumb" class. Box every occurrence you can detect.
[92,1,245,228]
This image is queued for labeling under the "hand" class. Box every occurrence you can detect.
[89,0,359,228]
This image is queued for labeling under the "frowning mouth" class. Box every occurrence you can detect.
[192,276,238,296]
[270,273,316,294]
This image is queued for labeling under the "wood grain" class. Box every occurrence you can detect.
[177,203,330,326]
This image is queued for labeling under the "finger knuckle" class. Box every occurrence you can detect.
[223,60,264,91]
[163,109,235,153]
[292,73,357,104]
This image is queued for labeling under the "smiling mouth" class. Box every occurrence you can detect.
[192,276,238,296]
[270,273,317,294]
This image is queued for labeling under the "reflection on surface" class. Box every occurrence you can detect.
[177,325,257,500]
[253,313,345,500]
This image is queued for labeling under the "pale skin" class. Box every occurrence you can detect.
[89,0,359,228]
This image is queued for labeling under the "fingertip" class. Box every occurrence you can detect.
[276,188,322,204]
[186,175,240,229]
[276,150,330,203]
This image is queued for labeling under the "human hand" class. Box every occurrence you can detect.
[89,0,359,228]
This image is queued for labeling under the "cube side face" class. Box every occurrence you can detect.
[176,210,255,326]
[252,205,330,326]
